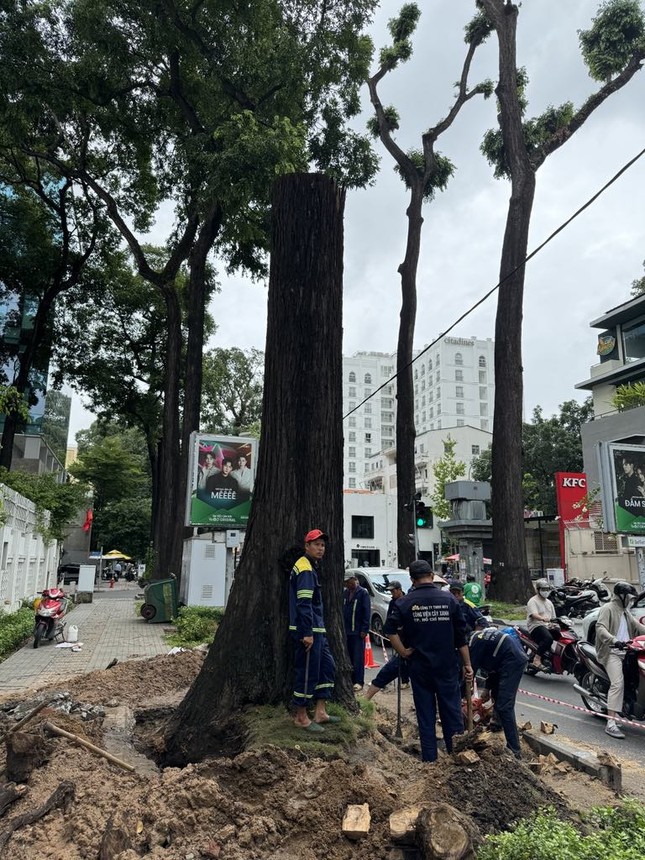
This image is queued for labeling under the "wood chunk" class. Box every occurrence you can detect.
[540,721,556,734]
[342,803,371,840]
[455,750,480,766]
[5,730,50,783]
[389,806,423,844]
[528,761,545,774]
[0,781,75,851]
[0,783,27,817]
[416,803,481,859]
[519,721,532,731]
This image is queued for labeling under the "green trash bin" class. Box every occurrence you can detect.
[140,577,178,623]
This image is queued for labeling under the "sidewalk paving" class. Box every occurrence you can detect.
[0,582,172,697]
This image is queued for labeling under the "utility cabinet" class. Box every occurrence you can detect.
[180,537,227,607]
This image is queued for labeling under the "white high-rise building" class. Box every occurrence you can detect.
[342,336,495,489]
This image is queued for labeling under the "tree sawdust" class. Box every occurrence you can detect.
[0,651,639,859]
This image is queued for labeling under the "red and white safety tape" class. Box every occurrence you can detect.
[518,686,645,731]
[369,628,391,664]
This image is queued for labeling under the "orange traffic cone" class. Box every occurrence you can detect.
[364,634,380,669]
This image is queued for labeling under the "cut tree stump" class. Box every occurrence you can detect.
[0,780,75,851]
[342,803,371,840]
[416,803,481,860]
[389,806,424,844]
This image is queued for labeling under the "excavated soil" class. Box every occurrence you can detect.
[0,651,636,859]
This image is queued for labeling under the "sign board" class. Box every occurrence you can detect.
[598,443,645,534]
[186,433,257,528]
[628,536,645,548]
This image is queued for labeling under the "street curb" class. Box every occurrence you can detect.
[521,728,622,792]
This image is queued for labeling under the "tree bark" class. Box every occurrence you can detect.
[481,0,533,602]
[163,173,351,765]
[396,187,424,568]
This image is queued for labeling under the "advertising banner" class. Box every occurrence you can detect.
[186,433,256,528]
[609,444,645,534]
[555,472,589,572]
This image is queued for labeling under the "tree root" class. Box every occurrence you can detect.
[0,780,75,851]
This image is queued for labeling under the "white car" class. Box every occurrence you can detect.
[346,567,448,647]
[582,591,645,645]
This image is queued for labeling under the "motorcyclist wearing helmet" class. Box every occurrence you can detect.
[526,578,557,671]
[595,581,645,739]
[463,573,483,607]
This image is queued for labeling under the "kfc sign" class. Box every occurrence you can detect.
[555,472,589,524]
[560,476,586,489]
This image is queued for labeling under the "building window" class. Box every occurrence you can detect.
[436,386,441,399]
[623,317,645,363]
[364,373,372,384]
[436,354,440,365]
[455,369,463,382]
[435,371,440,384]
[456,385,464,398]
[365,403,372,414]
[364,388,372,397]
[349,401,355,410]
[479,386,487,400]
[457,419,464,427]
[421,411,426,422]
[365,418,372,428]
[414,368,418,380]
[456,402,465,415]
[348,431,356,442]
[349,386,356,397]
[437,419,442,429]
[429,406,434,419]
[349,417,356,427]
[455,352,463,366]
[472,445,480,456]
[428,358,433,370]
[428,390,433,402]
[479,370,486,384]
[479,356,486,367]
[349,461,356,473]
[365,432,372,443]
[365,447,372,457]
[382,365,393,376]
[421,396,426,407]
[421,365,425,375]
[348,446,356,457]
[349,371,356,382]
[437,403,441,414]
[348,478,356,488]
[480,419,488,430]
[480,402,488,416]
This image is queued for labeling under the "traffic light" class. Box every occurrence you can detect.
[415,500,432,528]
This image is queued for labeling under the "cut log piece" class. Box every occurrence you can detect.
[454,750,480,766]
[416,803,481,860]
[390,806,423,844]
[342,803,371,840]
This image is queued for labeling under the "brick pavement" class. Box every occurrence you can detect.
[0,581,171,696]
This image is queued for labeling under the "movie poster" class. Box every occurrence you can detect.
[186,433,256,528]
[610,445,645,534]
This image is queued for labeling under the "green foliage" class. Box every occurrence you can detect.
[613,381,645,411]
[366,105,401,138]
[579,0,645,82]
[69,433,148,509]
[0,607,34,660]
[201,347,264,435]
[488,601,526,621]
[479,801,645,860]
[430,436,466,521]
[464,10,494,47]
[0,469,90,542]
[0,387,29,423]
[394,151,455,200]
[631,260,645,296]
[166,605,225,648]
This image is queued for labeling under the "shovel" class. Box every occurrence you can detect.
[395,661,403,738]
[465,677,474,731]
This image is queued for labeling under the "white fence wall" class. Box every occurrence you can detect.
[0,483,59,613]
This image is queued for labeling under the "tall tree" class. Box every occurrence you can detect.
[430,437,466,522]
[366,4,493,567]
[479,0,645,602]
[201,347,264,435]
[165,174,349,763]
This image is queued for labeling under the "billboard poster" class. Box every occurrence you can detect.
[555,472,589,572]
[186,433,256,528]
[610,445,645,534]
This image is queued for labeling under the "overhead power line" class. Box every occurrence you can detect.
[343,144,645,421]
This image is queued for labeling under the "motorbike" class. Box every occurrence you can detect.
[512,616,579,676]
[33,587,69,649]
[573,635,645,720]
[550,586,600,619]
[567,577,611,603]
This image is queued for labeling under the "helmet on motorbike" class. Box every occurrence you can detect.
[614,581,636,608]
[42,587,64,599]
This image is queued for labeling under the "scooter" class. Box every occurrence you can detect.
[573,635,645,720]
[512,616,579,675]
[551,586,600,619]
[33,587,69,649]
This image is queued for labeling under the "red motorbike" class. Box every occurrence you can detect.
[33,587,69,649]
[512,616,579,676]
[573,635,645,721]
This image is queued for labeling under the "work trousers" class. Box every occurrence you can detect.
[485,651,527,756]
[409,661,464,762]
[530,624,554,659]
[292,634,335,709]
[346,634,365,687]
[603,649,626,714]
[371,654,410,689]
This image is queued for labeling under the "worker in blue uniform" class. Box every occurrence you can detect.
[468,626,528,759]
[364,580,410,700]
[343,573,371,691]
[289,529,339,732]
[385,559,473,762]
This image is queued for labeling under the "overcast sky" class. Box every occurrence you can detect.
[67,0,645,441]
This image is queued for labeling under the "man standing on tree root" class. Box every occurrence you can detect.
[385,560,472,762]
[289,529,339,732]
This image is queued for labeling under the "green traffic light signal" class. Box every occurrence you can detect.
[416,515,426,527]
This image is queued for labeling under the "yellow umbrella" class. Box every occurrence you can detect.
[102,549,132,560]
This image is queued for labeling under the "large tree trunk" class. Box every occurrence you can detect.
[163,173,352,765]
[483,0,533,603]
[396,188,424,568]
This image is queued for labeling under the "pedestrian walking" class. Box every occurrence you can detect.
[289,529,339,732]
[343,573,371,691]
[364,580,410,700]
[468,627,528,759]
[385,559,473,762]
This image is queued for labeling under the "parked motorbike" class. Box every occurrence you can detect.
[551,586,600,619]
[573,635,645,720]
[513,616,579,676]
[33,587,69,649]
[567,577,611,603]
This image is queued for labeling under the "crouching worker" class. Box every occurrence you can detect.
[289,529,339,732]
[364,580,410,700]
[468,627,528,759]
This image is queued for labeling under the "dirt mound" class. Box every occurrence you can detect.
[0,652,624,859]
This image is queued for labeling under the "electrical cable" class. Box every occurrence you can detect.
[343,144,645,421]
